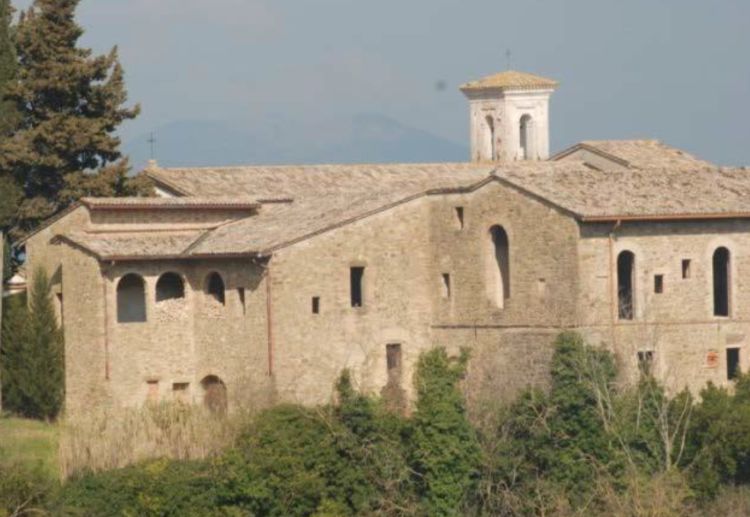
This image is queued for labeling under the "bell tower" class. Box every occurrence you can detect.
[460,70,558,162]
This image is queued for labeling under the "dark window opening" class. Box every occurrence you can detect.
[455,207,465,229]
[117,273,146,323]
[441,273,451,299]
[617,251,635,320]
[206,272,226,305]
[156,272,185,302]
[312,296,320,314]
[489,225,510,307]
[713,247,730,317]
[654,275,664,294]
[727,348,740,380]
[637,351,654,376]
[387,343,402,373]
[350,267,364,308]
[682,259,691,279]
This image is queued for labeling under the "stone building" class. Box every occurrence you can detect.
[17,70,750,417]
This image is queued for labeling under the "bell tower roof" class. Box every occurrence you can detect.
[460,70,558,93]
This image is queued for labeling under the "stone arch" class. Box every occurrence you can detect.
[205,272,226,305]
[156,272,185,302]
[200,375,227,414]
[520,114,534,159]
[713,246,731,317]
[617,250,635,320]
[117,273,146,323]
[488,225,510,308]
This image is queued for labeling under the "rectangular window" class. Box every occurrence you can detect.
[654,275,664,294]
[681,259,691,279]
[147,380,159,403]
[312,296,320,314]
[441,273,451,299]
[637,351,654,375]
[727,348,741,380]
[386,343,402,371]
[172,382,189,403]
[350,267,364,307]
[455,207,465,229]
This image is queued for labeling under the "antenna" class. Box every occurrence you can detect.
[505,49,512,70]
[147,132,156,160]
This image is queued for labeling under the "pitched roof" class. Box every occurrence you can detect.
[552,140,714,169]
[51,143,750,260]
[496,164,750,221]
[460,70,558,93]
[80,197,260,210]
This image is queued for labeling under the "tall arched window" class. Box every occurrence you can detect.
[617,251,635,320]
[520,114,533,159]
[713,247,731,317]
[156,272,185,302]
[485,115,495,160]
[488,225,510,308]
[117,273,146,323]
[206,272,226,305]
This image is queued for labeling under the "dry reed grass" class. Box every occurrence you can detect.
[58,402,248,479]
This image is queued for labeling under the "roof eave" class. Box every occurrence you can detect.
[580,212,750,223]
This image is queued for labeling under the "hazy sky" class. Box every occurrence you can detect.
[14,0,750,165]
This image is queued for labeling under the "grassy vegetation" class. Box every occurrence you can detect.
[0,416,59,478]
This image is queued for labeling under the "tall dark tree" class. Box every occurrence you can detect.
[0,0,22,233]
[0,268,64,420]
[0,0,148,237]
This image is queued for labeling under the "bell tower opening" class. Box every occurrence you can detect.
[461,70,557,163]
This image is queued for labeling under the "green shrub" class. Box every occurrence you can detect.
[58,459,218,516]
[0,452,57,517]
[411,347,480,516]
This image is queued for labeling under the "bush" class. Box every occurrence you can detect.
[58,459,217,516]
[0,452,57,517]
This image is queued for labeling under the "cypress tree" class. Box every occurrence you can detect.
[0,0,145,237]
[0,292,29,413]
[0,0,22,234]
[0,268,64,419]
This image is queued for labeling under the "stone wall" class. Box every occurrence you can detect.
[577,219,750,394]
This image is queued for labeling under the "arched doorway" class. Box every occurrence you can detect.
[200,375,227,414]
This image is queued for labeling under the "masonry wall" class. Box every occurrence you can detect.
[427,181,581,403]
[577,219,750,395]
[268,198,436,407]
[103,259,270,414]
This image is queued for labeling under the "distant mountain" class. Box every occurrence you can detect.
[123,113,467,170]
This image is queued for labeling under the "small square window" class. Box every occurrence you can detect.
[681,259,691,279]
[455,207,464,229]
[727,348,741,380]
[654,275,664,294]
[312,296,320,314]
[172,382,190,403]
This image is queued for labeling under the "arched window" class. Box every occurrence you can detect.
[520,114,533,159]
[488,225,510,308]
[206,272,225,305]
[485,115,495,161]
[156,272,185,302]
[617,251,635,320]
[713,247,731,317]
[201,375,227,414]
[117,273,146,323]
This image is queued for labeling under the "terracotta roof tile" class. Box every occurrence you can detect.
[460,70,558,92]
